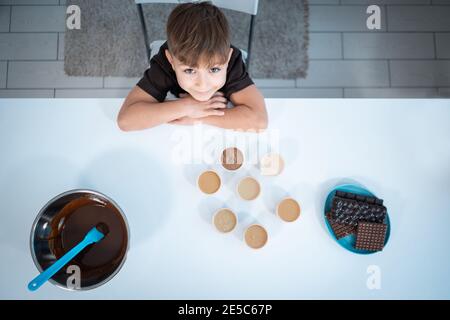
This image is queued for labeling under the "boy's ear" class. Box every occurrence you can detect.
[227,48,233,63]
[165,49,175,69]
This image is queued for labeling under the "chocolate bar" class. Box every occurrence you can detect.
[335,191,380,204]
[330,192,386,226]
[335,190,346,197]
[326,212,356,239]
[355,222,387,251]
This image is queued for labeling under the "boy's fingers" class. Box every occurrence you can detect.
[210,96,228,104]
[216,95,227,101]
[205,102,226,110]
[213,91,224,97]
[214,103,227,109]
[208,110,225,116]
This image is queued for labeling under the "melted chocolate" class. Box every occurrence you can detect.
[48,195,128,288]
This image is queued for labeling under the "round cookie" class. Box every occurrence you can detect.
[213,208,237,233]
[277,198,301,222]
[237,177,260,200]
[244,225,268,249]
[198,170,221,194]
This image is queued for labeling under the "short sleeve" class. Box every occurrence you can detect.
[136,58,174,103]
[222,49,254,99]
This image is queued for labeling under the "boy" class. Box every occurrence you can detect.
[117,1,268,131]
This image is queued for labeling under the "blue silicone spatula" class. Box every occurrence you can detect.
[28,223,108,291]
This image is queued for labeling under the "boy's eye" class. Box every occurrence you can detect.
[183,68,195,74]
[210,67,221,73]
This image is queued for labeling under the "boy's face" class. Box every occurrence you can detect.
[165,48,233,102]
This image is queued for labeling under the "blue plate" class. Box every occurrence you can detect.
[324,184,390,254]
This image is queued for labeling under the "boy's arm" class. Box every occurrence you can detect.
[172,85,268,131]
[117,86,226,131]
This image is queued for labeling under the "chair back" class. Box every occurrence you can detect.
[135,0,259,15]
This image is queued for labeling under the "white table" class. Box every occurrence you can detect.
[0,98,449,299]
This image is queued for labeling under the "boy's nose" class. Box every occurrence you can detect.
[195,74,209,91]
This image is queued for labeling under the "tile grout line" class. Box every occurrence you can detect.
[387,60,391,88]
[56,32,59,60]
[433,33,437,59]
[383,5,390,93]
[0,32,62,34]
[384,5,386,88]
[307,31,450,34]
[6,31,449,34]
[304,59,450,62]
[341,32,344,59]
[3,59,80,62]
[308,4,445,6]
[310,58,450,61]
[2,3,447,6]
[385,5,388,33]
[5,61,9,89]
[0,89,55,91]
[42,85,450,89]
[8,5,11,32]
[310,31,445,34]
[12,86,443,90]
[7,87,124,90]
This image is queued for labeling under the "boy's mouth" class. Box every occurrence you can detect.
[191,90,213,101]
[194,90,211,94]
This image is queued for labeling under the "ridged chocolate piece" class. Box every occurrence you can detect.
[355,222,387,251]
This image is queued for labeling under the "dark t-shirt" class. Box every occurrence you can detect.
[136,41,254,102]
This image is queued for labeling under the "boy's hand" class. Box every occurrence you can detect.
[179,91,227,118]
[169,116,199,126]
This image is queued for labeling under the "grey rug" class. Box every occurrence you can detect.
[65,0,309,79]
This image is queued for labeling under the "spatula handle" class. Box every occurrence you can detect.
[28,237,90,291]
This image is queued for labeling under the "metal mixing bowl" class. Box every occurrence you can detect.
[30,189,130,291]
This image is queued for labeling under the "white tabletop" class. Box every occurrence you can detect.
[0,98,449,299]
